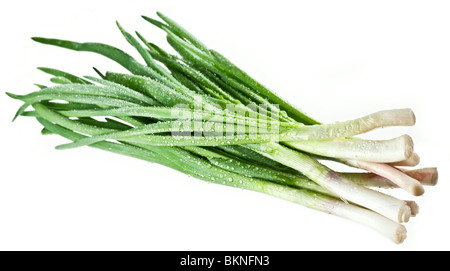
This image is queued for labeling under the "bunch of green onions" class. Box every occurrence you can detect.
[7,12,438,244]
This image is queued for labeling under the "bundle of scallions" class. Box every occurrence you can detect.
[7,12,438,244]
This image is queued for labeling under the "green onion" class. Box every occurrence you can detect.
[8,12,438,244]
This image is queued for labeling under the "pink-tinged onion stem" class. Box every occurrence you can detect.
[402,167,438,186]
[342,167,438,188]
[345,160,425,196]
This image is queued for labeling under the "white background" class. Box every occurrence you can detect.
[1,0,449,251]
